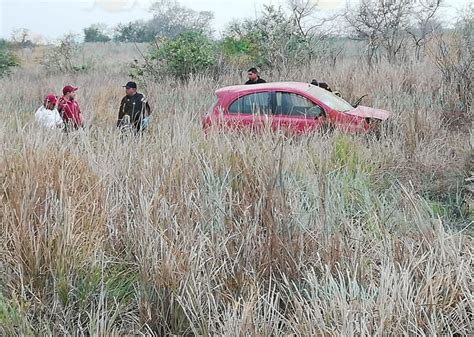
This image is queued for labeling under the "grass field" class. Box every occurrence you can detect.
[0,42,472,335]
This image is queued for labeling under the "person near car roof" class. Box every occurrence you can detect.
[117,81,152,133]
[58,85,83,131]
[245,67,266,85]
[35,94,64,129]
[310,79,333,92]
[319,82,332,92]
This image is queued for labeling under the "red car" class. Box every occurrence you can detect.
[202,82,391,134]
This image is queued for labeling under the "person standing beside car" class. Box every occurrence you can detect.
[245,67,266,85]
[117,81,151,133]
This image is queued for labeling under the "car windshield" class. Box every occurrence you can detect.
[307,86,353,112]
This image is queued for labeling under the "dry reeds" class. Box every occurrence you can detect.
[0,42,472,335]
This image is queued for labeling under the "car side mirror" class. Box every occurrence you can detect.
[353,94,368,108]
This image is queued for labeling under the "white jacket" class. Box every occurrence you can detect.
[35,105,64,129]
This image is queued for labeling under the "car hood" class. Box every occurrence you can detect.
[345,105,392,120]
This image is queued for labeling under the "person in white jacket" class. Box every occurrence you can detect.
[35,94,64,129]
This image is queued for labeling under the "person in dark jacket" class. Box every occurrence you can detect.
[318,82,332,92]
[117,81,151,133]
[245,67,266,84]
[310,79,332,92]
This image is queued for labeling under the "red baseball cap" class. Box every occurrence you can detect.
[45,94,57,104]
[63,85,78,95]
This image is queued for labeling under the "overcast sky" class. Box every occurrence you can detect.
[0,0,471,42]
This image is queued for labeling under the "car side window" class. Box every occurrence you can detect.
[228,92,272,115]
[275,92,323,117]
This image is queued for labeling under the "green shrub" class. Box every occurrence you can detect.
[40,34,92,73]
[133,31,216,82]
[84,24,111,43]
[0,41,19,77]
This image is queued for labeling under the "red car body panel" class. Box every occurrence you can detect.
[202,82,391,134]
[346,105,391,120]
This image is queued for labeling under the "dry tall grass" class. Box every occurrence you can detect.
[0,42,472,335]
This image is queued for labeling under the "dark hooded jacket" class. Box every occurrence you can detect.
[117,92,151,132]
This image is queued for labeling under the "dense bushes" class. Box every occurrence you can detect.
[0,39,19,77]
[131,32,216,81]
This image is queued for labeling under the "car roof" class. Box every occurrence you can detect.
[215,81,314,96]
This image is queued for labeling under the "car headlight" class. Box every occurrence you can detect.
[365,118,383,135]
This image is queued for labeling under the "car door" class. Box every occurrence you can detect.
[225,91,272,132]
[306,86,364,132]
[272,91,326,134]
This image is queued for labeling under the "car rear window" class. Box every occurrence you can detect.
[228,92,272,115]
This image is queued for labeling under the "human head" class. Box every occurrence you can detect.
[318,82,331,92]
[310,79,319,86]
[247,67,259,82]
[44,94,57,110]
[123,81,137,96]
[63,85,78,100]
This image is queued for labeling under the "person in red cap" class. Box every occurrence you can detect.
[35,94,64,129]
[58,85,83,130]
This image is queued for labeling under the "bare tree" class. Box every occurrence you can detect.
[10,28,35,48]
[40,34,91,74]
[222,1,344,73]
[345,0,414,65]
[288,0,320,39]
[149,0,214,38]
[287,0,345,65]
[406,0,443,60]
[429,7,473,116]
[225,5,306,71]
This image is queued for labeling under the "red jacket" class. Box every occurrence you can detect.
[58,97,82,128]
